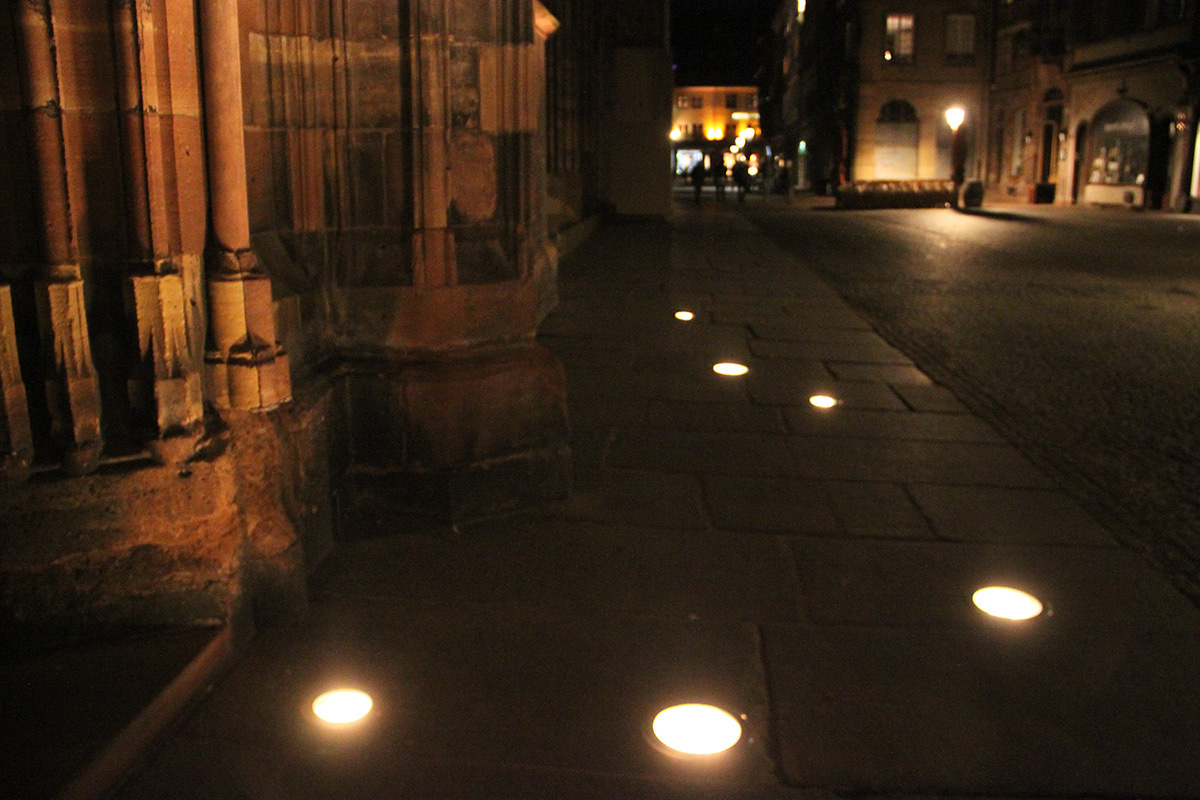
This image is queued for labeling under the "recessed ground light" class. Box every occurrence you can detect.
[713,362,749,376]
[652,704,742,755]
[675,310,695,321]
[312,689,373,723]
[972,586,1044,620]
[809,394,838,408]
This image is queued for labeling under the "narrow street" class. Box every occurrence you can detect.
[744,199,1200,598]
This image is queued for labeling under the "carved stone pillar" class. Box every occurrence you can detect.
[0,287,33,479]
[112,0,204,454]
[338,0,570,523]
[198,0,290,411]
[15,0,103,474]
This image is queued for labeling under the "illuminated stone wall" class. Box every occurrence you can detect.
[0,0,588,642]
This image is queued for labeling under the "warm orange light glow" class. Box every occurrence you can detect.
[675,310,695,321]
[312,689,373,723]
[945,107,965,131]
[809,395,838,409]
[712,362,749,376]
[705,126,725,141]
[652,704,742,755]
[670,128,682,141]
[973,587,1043,620]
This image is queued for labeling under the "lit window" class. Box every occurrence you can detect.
[676,95,690,109]
[946,14,975,65]
[885,13,914,63]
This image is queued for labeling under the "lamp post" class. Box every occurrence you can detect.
[945,106,966,189]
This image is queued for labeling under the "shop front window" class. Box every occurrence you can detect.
[1087,99,1149,187]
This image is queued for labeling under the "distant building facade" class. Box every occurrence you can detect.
[670,86,762,177]
[762,0,1200,209]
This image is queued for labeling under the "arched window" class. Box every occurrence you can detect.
[1087,98,1149,187]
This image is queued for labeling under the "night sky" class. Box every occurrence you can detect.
[670,0,777,86]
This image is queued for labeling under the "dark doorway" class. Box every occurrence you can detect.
[1147,115,1172,209]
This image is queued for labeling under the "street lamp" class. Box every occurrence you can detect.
[945,107,966,189]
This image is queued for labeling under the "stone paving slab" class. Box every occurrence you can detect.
[825,362,934,385]
[787,437,1056,486]
[749,324,898,345]
[118,602,781,799]
[316,518,804,623]
[560,469,709,530]
[763,617,1200,797]
[784,407,1004,443]
[889,383,971,413]
[823,481,934,539]
[749,338,915,363]
[702,475,840,535]
[608,427,795,476]
[643,399,787,434]
[908,484,1118,546]
[789,537,1194,628]
[748,375,908,409]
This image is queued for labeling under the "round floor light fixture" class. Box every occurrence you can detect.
[675,310,695,321]
[651,703,742,756]
[312,688,374,724]
[972,586,1044,621]
[713,362,749,376]
[809,394,838,409]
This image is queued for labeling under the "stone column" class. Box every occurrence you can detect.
[338,0,570,524]
[0,287,33,479]
[112,0,204,457]
[198,0,290,411]
[14,0,103,474]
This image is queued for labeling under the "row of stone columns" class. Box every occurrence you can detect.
[1,0,291,479]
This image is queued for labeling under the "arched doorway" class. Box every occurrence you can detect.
[1081,98,1150,206]
[874,100,919,179]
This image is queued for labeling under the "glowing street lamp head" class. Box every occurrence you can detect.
[670,128,682,141]
[705,126,725,141]
[945,107,966,131]
[652,704,742,756]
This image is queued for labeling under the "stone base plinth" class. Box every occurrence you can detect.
[338,342,571,526]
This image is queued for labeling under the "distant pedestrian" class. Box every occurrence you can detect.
[732,160,751,203]
[689,161,706,203]
[712,160,726,200]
